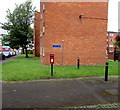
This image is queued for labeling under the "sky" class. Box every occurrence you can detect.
[107,0,119,32]
[0,0,40,35]
[0,0,119,35]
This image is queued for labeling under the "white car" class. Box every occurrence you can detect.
[3,51,10,58]
[9,50,14,56]
[9,50,16,56]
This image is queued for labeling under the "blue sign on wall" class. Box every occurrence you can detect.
[52,45,61,48]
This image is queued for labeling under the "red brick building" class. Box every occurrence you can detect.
[107,32,120,60]
[36,2,108,66]
[34,11,40,57]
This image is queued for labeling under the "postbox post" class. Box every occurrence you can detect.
[51,63,53,76]
[50,54,54,76]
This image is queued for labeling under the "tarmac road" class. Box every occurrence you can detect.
[2,76,119,109]
[0,54,20,64]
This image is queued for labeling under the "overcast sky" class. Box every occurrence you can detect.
[107,0,119,32]
[0,0,119,35]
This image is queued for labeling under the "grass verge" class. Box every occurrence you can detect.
[14,54,39,59]
[2,60,119,81]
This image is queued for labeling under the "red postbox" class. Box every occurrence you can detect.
[50,54,54,64]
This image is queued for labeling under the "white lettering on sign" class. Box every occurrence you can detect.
[51,59,54,62]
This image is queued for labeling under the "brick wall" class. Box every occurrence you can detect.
[34,11,40,57]
[40,2,108,66]
[107,32,119,60]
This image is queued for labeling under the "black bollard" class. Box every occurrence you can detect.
[105,62,108,81]
[77,57,80,69]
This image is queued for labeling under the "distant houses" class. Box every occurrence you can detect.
[107,32,120,60]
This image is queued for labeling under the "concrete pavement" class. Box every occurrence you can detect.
[2,76,119,109]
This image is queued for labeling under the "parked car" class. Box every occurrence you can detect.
[9,50,16,56]
[9,50,14,56]
[3,51,11,58]
[0,51,5,60]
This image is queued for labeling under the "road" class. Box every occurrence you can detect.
[0,54,20,64]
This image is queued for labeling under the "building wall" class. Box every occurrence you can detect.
[34,11,40,57]
[107,32,118,60]
[40,2,108,66]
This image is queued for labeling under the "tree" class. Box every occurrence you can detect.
[1,0,35,58]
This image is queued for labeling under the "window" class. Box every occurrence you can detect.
[43,26,45,34]
[40,14,43,20]
[43,4,45,11]
[40,31,43,37]
[43,47,45,56]
[110,33,114,36]
[109,44,113,47]
[40,47,42,56]
[109,50,113,53]
[110,39,113,41]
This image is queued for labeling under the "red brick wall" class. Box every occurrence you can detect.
[107,32,118,60]
[34,11,40,57]
[40,2,108,66]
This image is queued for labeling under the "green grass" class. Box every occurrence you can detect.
[2,60,119,81]
[14,54,40,59]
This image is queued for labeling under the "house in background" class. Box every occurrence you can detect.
[106,32,120,60]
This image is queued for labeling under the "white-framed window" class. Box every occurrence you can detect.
[109,50,113,53]
[40,47,42,56]
[40,14,43,20]
[43,3,45,11]
[109,44,114,47]
[40,31,43,37]
[110,39,113,41]
[43,26,45,33]
[110,33,114,36]
[43,47,45,56]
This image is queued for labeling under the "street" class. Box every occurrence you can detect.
[0,54,20,64]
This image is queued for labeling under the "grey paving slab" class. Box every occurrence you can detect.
[106,89,118,95]
[2,77,119,109]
